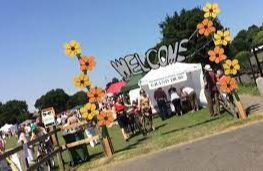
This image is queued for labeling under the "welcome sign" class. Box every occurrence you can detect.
[111,39,189,80]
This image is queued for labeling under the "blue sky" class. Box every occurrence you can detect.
[0,0,263,111]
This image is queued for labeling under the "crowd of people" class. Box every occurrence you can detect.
[99,85,201,142]
[100,89,155,141]
[154,86,199,121]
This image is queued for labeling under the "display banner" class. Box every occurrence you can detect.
[148,72,187,90]
[41,107,55,127]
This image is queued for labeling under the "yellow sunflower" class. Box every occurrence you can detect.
[214,30,231,46]
[203,3,220,18]
[64,40,81,57]
[80,103,99,120]
[223,59,240,75]
[72,73,91,89]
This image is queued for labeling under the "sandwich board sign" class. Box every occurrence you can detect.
[41,107,55,127]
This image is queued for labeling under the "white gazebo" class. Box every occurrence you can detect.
[0,123,17,133]
[139,62,207,111]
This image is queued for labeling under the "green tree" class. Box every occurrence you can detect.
[0,100,29,126]
[66,91,87,109]
[235,51,251,72]
[231,25,261,55]
[34,89,69,113]
[252,30,263,47]
[231,30,250,55]
[157,8,223,64]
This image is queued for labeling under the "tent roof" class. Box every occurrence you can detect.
[0,124,15,132]
[121,73,145,93]
[106,81,127,94]
[139,62,201,86]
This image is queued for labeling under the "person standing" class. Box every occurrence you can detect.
[0,132,5,153]
[139,89,155,132]
[181,86,199,112]
[18,126,34,164]
[204,64,219,116]
[154,87,168,120]
[113,96,129,141]
[169,87,183,116]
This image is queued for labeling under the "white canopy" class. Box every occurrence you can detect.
[139,62,207,111]
[0,123,16,133]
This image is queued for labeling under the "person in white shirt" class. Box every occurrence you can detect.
[181,86,199,112]
[169,87,182,116]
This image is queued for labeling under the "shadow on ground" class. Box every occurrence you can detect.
[115,136,149,153]
[246,104,260,115]
[161,116,222,136]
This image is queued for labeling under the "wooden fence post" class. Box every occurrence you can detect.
[101,125,114,157]
[233,91,247,119]
[51,125,65,171]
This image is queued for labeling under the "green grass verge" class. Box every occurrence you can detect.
[238,82,260,96]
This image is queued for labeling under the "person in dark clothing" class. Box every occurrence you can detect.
[204,64,219,116]
[168,87,182,116]
[113,97,129,141]
[154,87,168,120]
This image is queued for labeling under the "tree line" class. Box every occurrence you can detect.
[0,89,87,126]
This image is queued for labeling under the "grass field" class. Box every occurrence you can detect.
[5,109,263,170]
[238,82,260,96]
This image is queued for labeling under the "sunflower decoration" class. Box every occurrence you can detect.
[79,56,96,72]
[87,87,105,103]
[219,76,238,93]
[208,46,227,63]
[203,3,220,18]
[64,40,81,57]
[214,30,231,46]
[197,19,216,37]
[73,73,91,89]
[223,59,240,75]
[80,103,99,120]
[97,110,113,127]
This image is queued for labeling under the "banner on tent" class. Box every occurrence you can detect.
[148,72,187,90]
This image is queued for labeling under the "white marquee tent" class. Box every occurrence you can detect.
[139,62,207,111]
[0,123,17,133]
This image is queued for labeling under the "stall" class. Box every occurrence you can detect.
[139,62,207,112]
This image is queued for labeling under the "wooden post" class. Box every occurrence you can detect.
[51,125,65,171]
[237,72,243,85]
[252,48,263,77]
[102,137,114,157]
[101,125,114,157]
[248,56,257,84]
[233,91,247,119]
